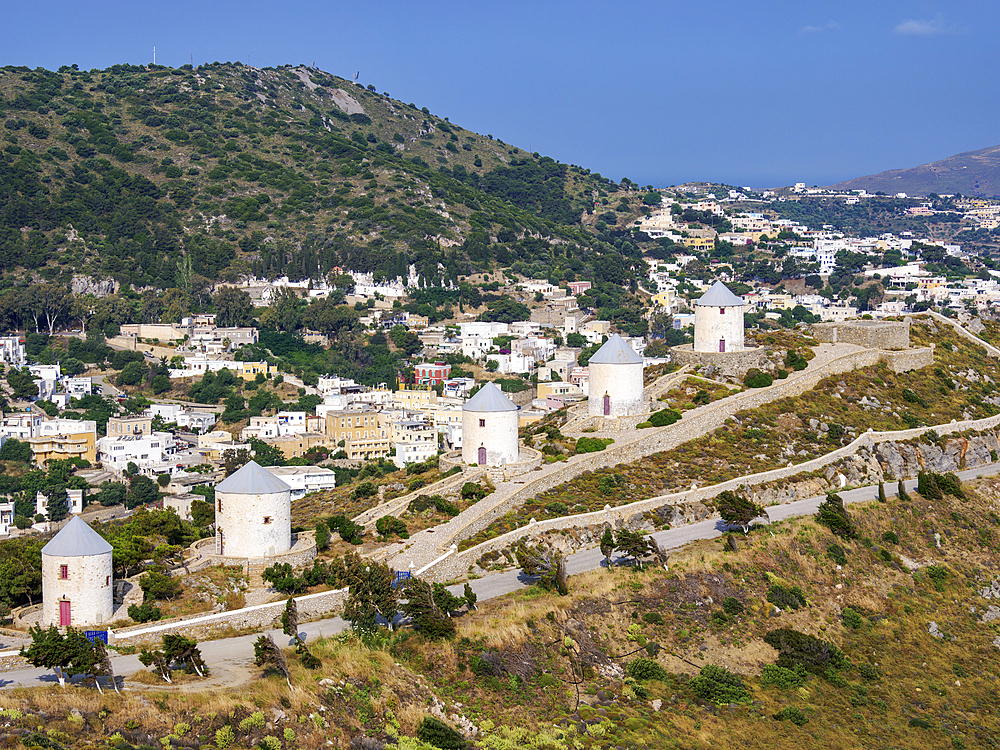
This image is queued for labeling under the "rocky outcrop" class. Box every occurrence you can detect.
[71,274,119,297]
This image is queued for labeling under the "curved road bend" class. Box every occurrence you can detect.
[2,463,998,689]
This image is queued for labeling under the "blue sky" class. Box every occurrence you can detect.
[3,1,997,188]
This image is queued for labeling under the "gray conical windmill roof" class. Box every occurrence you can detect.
[588,333,643,365]
[694,280,744,307]
[42,515,112,558]
[463,381,517,412]
[216,459,292,495]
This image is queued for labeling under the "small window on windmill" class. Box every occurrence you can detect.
[60,565,68,580]
[479,419,486,427]
[263,516,272,524]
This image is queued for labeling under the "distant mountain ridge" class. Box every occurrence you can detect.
[829,143,1000,197]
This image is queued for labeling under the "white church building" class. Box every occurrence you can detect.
[214,460,292,558]
[41,516,114,628]
[462,382,519,466]
[587,334,645,418]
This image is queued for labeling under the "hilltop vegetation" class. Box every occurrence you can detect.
[0,62,658,292]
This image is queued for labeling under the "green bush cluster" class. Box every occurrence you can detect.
[416,716,466,749]
[924,565,949,592]
[826,543,848,565]
[575,436,614,454]
[721,597,744,617]
[326,514,364,545]
[375,515,409,540]
[841,608,864,630]
[773,706,808,725]
[816,493,855,539]
[625,658,668,681]
[767,583,807,611]
[784,350,809,371]
[743,368,773,388]
[461,482,491,502]
[411,494,459,516]
[763,628,846,675]
[917,471,963,500]
[760,664,807,689]
[689,664,752,705]
[648,408,683,427]
[128,602,162,622]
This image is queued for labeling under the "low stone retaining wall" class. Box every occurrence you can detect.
[426,410,1000,582]
[918,311,1000,358]
[111,587,348,645]
[184,532,317,571]
[669,344,771,377]
[352,467,483,527]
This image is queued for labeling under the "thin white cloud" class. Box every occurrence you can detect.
[894,15,962,35]
[799,21,840,35]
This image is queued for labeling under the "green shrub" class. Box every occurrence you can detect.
[649,408,683,427]
[352,481,378,500]
[760,664,807,689]
[763,628,846,674]
[743,368,773,388]
[625,658,668,681]
[375,515,409,540]
[816,493,855,539]
[416,716,466,750]
[722,597,745,617]
[881,531,898,545]
[826,543,847,565]
[710,610,729,626]
[773,707,808,725]
[689,664,752,705]
[767,583,807,611]
[215,725,235,749]
[878,549,893,563]
[128,602,162,622]
[575,437,613,454]
[908,717,933,729]
[642,612,664,625]
[925,565,948,592]
[841,608,864,630]
[917,471,942,500]
[858,663,882,682]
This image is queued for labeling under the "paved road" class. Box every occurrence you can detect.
[3,462,999,689]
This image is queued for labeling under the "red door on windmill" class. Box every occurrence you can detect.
[603,394,610,416]
[719,339,726,353]
[478,446,487,464]
[59,600,71,626]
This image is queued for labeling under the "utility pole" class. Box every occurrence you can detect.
[153,46,156,65]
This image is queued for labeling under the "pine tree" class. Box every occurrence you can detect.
[600,527,615,568]
[878,481,886,503]
[898,479,910,502]
[254,634,291,688]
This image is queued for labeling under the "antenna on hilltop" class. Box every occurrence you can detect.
[153,46,156,65]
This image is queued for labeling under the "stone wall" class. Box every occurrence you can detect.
[352,466,483,527]
[111,586,348,646]
[189,531,316,570]
[669,344,771,377]
[427,411,1000,582]
[918,311,1000,358]
[812,319,911,349]
[419,344,943,579]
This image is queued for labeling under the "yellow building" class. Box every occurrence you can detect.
[393,387,437,410]
[107,415,152,437]
[234,361,279,380]
[30,432,96,468]
[681,237,715,251]
[650,289,676,309]
[324,410,391,460]
[265,433,336,460]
